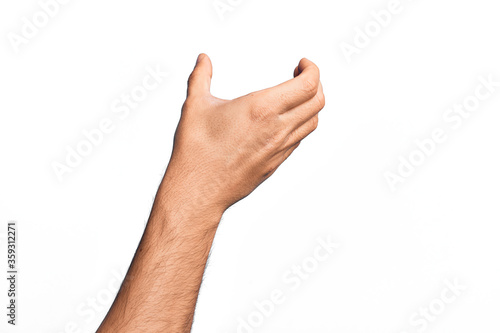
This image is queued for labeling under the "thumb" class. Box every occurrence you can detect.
[187,53,212,97]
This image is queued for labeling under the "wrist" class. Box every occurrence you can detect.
[152,177,225,231]
[159,162,227,216]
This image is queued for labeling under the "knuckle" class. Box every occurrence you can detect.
[264,125,287,151]
[187,70,199,86]
[181,100,192,112]
[275,91,291,109]
[301,77,319,97]
[265,130,285,149]
[263,163,280,179]
[275,127,288,143]
[187,73,195,86]
[311,115,319,130]
[182,96,198,111]
[250,104,273,122]
[316,91,326,109]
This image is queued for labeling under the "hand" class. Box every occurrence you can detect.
[97,54,325,333]
[162,54,325,216]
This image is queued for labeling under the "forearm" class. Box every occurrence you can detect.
[97,54,324,332]
[98,174,223,332]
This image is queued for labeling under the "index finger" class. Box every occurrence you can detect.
[259,58,321,114]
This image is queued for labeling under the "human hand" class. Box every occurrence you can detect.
[162,54,325,217]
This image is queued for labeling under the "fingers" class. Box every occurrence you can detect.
[281,81,325,130]
[282,141,300,162]
[259,58,321,113]
[187,53,212,97]
[283,114,319,148]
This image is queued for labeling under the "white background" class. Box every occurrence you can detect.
[1,0,500,332]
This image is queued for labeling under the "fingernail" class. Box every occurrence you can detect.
[197,53,205,64]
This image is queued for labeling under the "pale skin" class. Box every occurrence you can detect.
[97,54,325,332]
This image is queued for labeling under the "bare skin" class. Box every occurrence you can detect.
[97,54,325,332]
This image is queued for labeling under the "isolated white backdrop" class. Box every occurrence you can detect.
[1,0,500,332]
